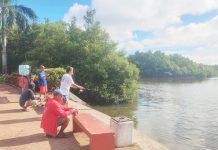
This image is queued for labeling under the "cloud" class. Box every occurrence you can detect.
[63,3,89,28]
[64,0,218,64]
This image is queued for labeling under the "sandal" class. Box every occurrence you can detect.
[56,132,68,138]
[45,134,53,138]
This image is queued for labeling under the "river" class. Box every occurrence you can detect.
[92,78,218,150]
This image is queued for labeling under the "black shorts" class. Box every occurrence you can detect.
[57,117,66,126]
[62,95,68,104]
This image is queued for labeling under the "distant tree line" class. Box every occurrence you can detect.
[128,51,218,79]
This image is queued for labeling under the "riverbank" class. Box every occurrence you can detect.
[0,84,169,150]
[69,93,169,150]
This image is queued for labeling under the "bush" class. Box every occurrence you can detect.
[78,55,139,105]
[0,74,7,83]
[33,67,65,91]
[4,74,20,87]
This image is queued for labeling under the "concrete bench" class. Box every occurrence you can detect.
[73,113,115,150]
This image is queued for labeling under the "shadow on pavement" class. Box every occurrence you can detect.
[48,132,88,150]
[0,132,88,150]
[0,133,45,147]
[0,117,41,125]
[0,109,22,114]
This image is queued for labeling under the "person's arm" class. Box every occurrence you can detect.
[61,105,71,110]
[52,102,73,117]
[38,72,45,79]
[68,75,85,90]
[61,105,77,112]
[71,83,85,90]
[29,90,36,100]
[46,72,50,78]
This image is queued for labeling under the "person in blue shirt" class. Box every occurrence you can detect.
[37,65,49,100]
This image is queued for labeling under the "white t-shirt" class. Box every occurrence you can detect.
[60,74,74,95]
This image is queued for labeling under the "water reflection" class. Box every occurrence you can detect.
[93,78,218,150]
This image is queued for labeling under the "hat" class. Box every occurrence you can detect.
[53,89,63,96]
[40,65,45,68]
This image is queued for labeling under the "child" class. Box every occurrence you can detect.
[37,65,49,100]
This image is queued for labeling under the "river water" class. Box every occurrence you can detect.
[93,78,218,150]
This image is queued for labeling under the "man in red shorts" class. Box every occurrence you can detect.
[37,65,49,100]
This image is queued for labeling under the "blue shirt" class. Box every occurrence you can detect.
[37,71,47,86]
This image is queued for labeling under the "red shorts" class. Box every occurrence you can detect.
[39,85,47,94]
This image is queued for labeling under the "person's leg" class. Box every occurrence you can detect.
[29,100,39,107]
[57,117,70,137]
[40,86,47,101]
[22,100,31,111]
[39,86,43,100]
[43,85,48,100]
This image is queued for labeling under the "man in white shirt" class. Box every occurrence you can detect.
[60,66,84,105]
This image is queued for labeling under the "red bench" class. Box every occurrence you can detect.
[73,113,115,150]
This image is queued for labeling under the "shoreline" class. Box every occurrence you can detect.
[69,93,170,150]
[0,83,169,150]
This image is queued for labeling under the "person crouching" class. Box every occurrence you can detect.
[41,89,78,138]
[19,81,39,111]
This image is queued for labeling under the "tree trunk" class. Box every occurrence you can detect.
[1,2,8,74]
[1,32,7,74]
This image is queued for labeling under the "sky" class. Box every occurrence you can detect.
[19,0,218,65]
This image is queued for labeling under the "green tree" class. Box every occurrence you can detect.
[4,10,140,105]
[0,0,37,73]
[129,51,218,79]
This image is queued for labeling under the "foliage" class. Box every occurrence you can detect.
[32,68,65,91]
[4,74,20,87]
[79,54,139,104]
[0,74,6,83]
[4,9,139,104]
[0,0,37,73]
[128,51,218,79]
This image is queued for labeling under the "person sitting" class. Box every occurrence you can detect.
[41,89,78,138]
[19,81,40,111]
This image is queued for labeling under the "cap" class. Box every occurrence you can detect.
[40,65,45,68]
[53,89,63,96]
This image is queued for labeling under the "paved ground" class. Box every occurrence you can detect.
[0,84,169,150]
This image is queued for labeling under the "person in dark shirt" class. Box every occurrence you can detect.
[19,81,39,111]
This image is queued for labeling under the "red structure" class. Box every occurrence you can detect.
[17,76,29,91]
[73,113,115,150]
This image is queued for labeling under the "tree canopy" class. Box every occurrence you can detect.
[0,0,37,73]
[3,9,139,104]
[128,51,218,79]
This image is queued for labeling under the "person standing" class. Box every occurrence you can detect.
[37,65,49,100]
[60,66,84,105]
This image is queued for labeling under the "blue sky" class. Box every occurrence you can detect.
[19,0,91,22]
[18,0,218,65]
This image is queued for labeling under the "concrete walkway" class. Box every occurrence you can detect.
[0,84,169,150]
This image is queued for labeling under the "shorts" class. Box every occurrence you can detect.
[29,100,38,106]
[19,99,28,107]
[39,85,47,94]
[57,117,66,126]
[62,95,68,104]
